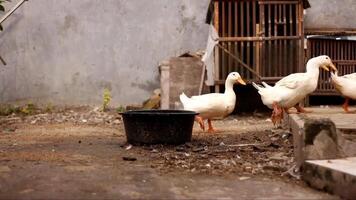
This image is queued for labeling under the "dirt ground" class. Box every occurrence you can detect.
[0,107,337,199]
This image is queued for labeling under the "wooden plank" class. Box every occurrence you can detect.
[219,35,301,42]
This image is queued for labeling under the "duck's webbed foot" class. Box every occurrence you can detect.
[195,116,205,131]
[294,104,312,113]
[271,102,283,125]
[207,119,216,133]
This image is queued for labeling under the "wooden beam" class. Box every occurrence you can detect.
[219,35,301,42]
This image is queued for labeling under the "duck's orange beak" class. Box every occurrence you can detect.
[329,63,337,72]
[237,77,246,85]
[321,65,329,71]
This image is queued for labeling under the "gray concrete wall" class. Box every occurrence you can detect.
[0,0,210,106]
[305,0,356,30]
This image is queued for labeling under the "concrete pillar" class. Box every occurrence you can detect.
[159,61,170,109]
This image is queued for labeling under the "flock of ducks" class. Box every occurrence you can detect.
[180,55,355,133]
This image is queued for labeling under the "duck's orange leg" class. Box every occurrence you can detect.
[195,116,205,131]
[207,119,216,133]
[342,98,350,113]
[271,102,283,125]
[284,108,290,114]
[294,104,312,113]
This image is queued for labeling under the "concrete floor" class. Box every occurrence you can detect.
[0,115,338,199]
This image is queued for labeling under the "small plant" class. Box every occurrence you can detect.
[45,103,54,113]
[20,102,36,115]
[102,88,111,111]
[0,105,16,116]
[116,105,125,113]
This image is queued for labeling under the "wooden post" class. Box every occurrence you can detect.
[214,1,220,93]
[159,61,170,109]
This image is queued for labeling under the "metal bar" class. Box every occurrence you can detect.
[217,43,261,80]
[0,0,28,24]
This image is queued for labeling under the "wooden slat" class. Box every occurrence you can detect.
[247,1,251,78]
[219,35,301,42]
[260,3,265,76]
[268,4,272,76]
[282,4,287,76]
[228,0,232,74]
[259,1,299,5]
[234,0,238,72]
[240,0,245,76]
[222,0,226,80]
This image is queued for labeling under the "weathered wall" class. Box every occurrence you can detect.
[305,0,356,30]
[0,0,210,106]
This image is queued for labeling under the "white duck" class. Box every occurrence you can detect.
[252,55,337,125]
[180,72,246,133]
[331,71,356,113]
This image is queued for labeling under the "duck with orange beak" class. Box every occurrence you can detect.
[180,72,246,133]
[252,55,337,125]
[330,71,356,113]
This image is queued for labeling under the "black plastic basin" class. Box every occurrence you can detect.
[121,110,197,145]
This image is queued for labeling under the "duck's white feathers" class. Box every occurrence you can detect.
[331,72,356,99]
[179,92,235,119]
[253,73,318,109]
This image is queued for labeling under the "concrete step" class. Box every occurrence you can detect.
[302,157,356,200]
[285,107,356,199]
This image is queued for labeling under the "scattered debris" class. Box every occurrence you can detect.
[0,106,123,129]
[125,145,133,150]
[239,176,251,181]
[123,156,137,161]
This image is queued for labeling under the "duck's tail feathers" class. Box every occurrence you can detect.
[252,82,263,91]
[179,92,190,106]
[262,82,272,88]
